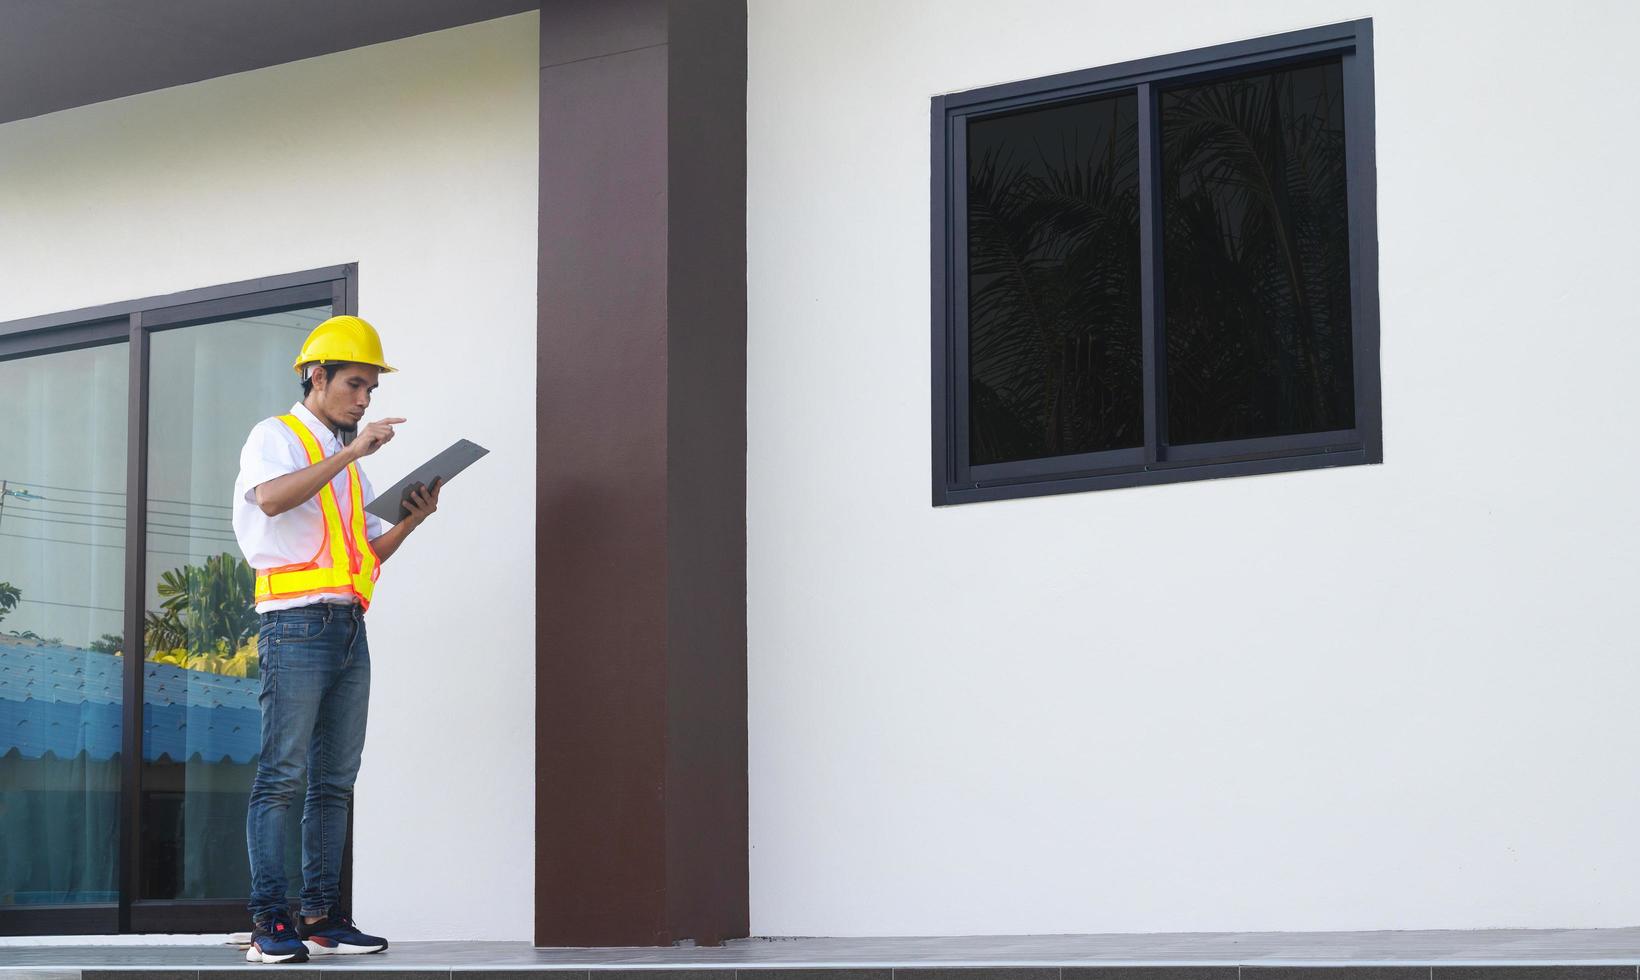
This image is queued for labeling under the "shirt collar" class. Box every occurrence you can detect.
[289,402,342,455]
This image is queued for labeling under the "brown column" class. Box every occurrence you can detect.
[535,0,748,948]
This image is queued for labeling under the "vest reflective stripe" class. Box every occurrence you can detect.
[253,415,381,609]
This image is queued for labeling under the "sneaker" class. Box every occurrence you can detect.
[296,907,389,955]
[246,909,309,964]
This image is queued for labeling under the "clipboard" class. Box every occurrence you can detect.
[365,439,489,524]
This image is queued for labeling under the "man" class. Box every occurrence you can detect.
[231,314,440,964]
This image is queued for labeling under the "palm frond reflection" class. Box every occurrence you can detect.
[966,92,1143,467]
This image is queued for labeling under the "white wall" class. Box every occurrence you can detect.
[747,0,1640,936]
[0,13,538,940]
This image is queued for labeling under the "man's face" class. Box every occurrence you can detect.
[311,363,381,433]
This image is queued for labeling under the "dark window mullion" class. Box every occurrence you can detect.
[1137,82,1166,464]
[952,115,972,485]
[930,96,952,503]
[1163,427,1359,463]
[116,311,150,933]
[0,905,119,938]
[972,446,1149,485]
[330,270,359,916]
[140,281,333,332]
[1341,43,1383,463]
[942,32,1359,114]
[0,318,127,362]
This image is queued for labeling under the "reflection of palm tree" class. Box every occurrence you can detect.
[965,61,1353,461]
[145,554,258,657]
[967,95,1143,465]
[1161,60,1353,443]
[0,582,19,626]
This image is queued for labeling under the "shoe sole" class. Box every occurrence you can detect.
[245,946,309,964]
[303,939,387,955]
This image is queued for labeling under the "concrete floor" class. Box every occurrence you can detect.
[5,928,1640,972]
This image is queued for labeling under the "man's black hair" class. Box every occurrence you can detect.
[300,363,344,398]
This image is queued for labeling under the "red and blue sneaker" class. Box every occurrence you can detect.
[246,908,309,964]
[296,907,389,955]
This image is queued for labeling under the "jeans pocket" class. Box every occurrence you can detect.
[275,616,325,643]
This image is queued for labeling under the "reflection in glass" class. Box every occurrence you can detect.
[0,342,128,907]
[1161,59,1355,445]
[139,306,326,900]
[967,91,1142,466]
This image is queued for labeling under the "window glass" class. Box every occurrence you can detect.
[1161,58,1354,445]
[139,306,326,900]
[0,342,129,907]
[967,91,1142,465]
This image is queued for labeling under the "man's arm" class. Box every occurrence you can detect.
[253,417,404,517]
[369,478,440,564]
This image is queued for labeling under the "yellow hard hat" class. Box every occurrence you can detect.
[292,314,397,378]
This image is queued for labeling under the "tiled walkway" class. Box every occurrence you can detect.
[5,928,1640,974]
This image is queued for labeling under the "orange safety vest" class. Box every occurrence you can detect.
[252,414,381,610]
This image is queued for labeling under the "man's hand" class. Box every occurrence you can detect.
[370,477,440,563]
[254,416,403,518]
[348,417,406,458]
[401,477,441,527]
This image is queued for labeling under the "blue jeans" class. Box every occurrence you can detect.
[245,601,371,923]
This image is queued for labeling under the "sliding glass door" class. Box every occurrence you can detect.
[0,342,129,915]
[0,266,356,936]
[140,308,327,904]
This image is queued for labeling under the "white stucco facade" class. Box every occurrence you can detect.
[746,0,1640,937]
[0,13,539,941]
[4,0,1639,948]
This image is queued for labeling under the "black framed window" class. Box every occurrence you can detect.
[0,265,357,936]
[932,19,1380,504]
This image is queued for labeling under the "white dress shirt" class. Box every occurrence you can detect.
[232,402,385,613]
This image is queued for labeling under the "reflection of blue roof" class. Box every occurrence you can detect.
[0,642,261,764]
